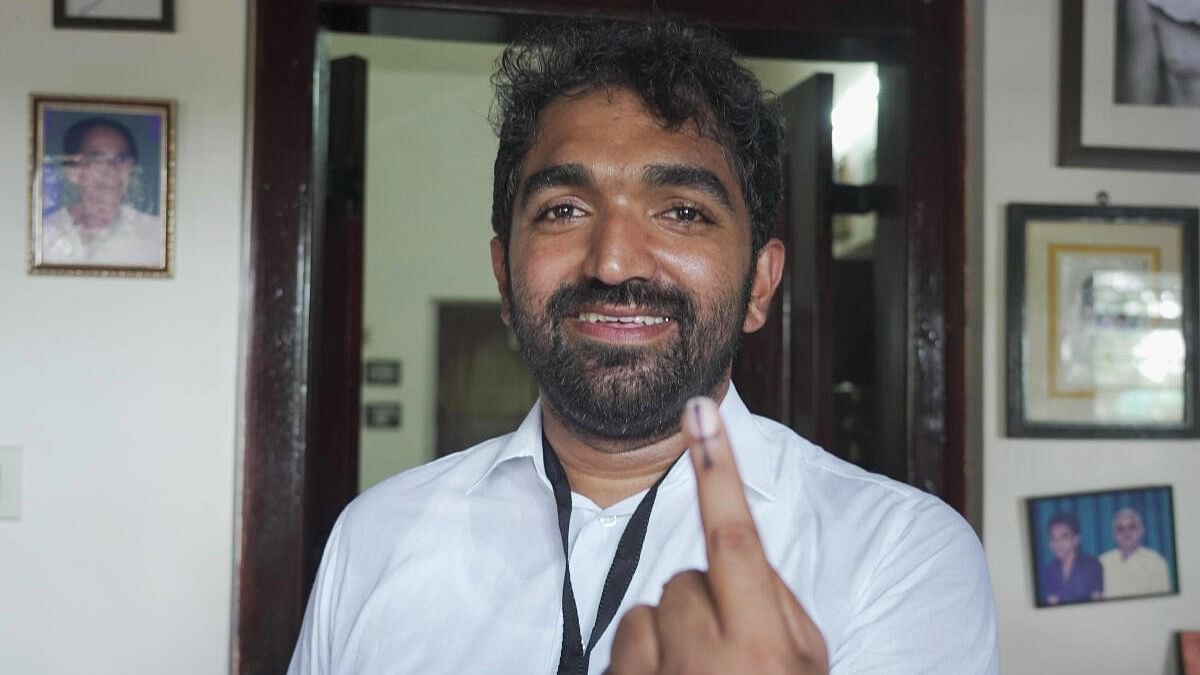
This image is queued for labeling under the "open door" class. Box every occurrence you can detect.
[305,54,367,588]
[733,73,834,446]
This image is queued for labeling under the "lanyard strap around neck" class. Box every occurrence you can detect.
[542,435,676,675]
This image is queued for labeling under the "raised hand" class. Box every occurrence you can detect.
[608,396,829,675]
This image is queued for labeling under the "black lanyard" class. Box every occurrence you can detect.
[542,435,677,675]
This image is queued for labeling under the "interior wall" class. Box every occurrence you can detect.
[0,2,245,673]
[978,2,1200,673]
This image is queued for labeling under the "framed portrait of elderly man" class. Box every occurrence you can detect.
[1027,486,1179,608]
[29,95,175,277]
[1006,203,1199,437]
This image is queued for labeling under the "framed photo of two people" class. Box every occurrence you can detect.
[28,95,175,277]
[1027,486,1179,608]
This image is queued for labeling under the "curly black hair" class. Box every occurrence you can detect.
[1048,512,1082,536]
[490,17,785,256]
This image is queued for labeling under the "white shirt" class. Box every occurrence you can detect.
[1100,546,1173,598]
[289,386,998,674]
[41,205,164,268]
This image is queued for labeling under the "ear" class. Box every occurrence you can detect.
[490,237,513,326]
[742,238,785,334]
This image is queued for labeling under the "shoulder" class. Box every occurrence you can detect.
[334,433,513,537]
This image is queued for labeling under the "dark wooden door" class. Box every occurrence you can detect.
[732,74,834,447]
[304,55,367,586]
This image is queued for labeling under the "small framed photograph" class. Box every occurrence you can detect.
[363,403,401,429]
[1006,203,1199,437]
[364,360,402,386]
[1059,0,1200,172]
[53,0,175,32]
[1181,631,1200,675]
[29,95,175,277]
[1027,485,1179,608]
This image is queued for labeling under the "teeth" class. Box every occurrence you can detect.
[576,312,671,325]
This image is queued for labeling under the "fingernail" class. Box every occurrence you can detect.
[685,396,720,439]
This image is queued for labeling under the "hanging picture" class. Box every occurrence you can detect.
[29,95,176,277]
[1006,202,1199,437]
[53,0,175,32]
[1058,0,1200,171]
[1027,485,1179,608]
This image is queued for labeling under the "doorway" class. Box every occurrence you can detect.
[237,3,968,673]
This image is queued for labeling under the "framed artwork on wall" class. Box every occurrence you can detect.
[53,0,175,32]
[1027,485,1179,608]
[1006,203,1199,437]
[29,95,176,277]
[1058,0,1200,172]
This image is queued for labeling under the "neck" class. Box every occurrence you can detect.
[542,380,730,508]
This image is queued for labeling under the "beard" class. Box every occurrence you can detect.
[507,269,753,447]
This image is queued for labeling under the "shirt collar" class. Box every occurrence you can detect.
[465,383,777,501]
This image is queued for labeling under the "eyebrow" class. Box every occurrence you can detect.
[642,164,736,213]
[517,164,591,209]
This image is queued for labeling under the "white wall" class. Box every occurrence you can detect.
[0,2,245,673]
[978,2,1200,673]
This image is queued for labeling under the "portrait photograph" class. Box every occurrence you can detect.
[1114,0,1200,108]
[29,95,175,277]
[1027,486,1179,608]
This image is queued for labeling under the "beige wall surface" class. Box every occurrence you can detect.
[978,1,1200,673]
[0,2,245,673]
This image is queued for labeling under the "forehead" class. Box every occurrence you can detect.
[524,87,740,193]
[80,126,129,152]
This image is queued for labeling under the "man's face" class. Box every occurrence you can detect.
[1048,523,1079,561]
[1113,511,1144,554]
[66,126,135,223]
[491,87,781,446]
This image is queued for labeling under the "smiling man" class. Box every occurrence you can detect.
[289,18,996,675]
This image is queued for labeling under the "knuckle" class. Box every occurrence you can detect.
[708,521,761,553]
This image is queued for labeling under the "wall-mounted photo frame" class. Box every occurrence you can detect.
[1006,203,1198,437]
[1027,485,1179,608]
[53,0,175,32]
[1058,0,1200,172]
[29,95,176,278]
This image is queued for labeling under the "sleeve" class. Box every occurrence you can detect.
[286,517,347,675]
[829,499,998,675]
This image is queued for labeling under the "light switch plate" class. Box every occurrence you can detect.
[0,446,21,519]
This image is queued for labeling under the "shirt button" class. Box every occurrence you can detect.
[599,515,618,527]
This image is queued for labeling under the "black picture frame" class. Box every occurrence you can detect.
[1058,0,1200,172]
[1006,202,1199,438]
[53,0,175,32]
[1026,485,1180,608]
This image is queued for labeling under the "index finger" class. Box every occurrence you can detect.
[682,396,777,626]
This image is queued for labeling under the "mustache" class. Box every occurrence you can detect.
[544,279,697,325]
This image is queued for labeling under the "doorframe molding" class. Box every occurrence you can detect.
[236,2,966,672]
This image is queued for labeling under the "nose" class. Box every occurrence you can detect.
[582,206,657,286]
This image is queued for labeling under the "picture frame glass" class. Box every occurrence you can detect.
[64,0,164,21]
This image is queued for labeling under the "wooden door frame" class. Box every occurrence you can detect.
[236,1,966,672]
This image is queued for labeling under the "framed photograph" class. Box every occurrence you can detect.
[1058,0,1200,172]
[1181,631,1200,675]
[364,360,402,386]
[29,95,175,277]
[53,0,175,32]
[1006,203,1198,437]
[1027,485,1179,608]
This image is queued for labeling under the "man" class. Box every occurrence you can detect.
[289,18,996,674]
[41,117,163,267]
[1100,507,1172,599]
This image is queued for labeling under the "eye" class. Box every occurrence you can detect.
[660,204,713,225]
[536,203,586,222]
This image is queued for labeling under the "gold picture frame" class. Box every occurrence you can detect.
[28,94,176,278]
